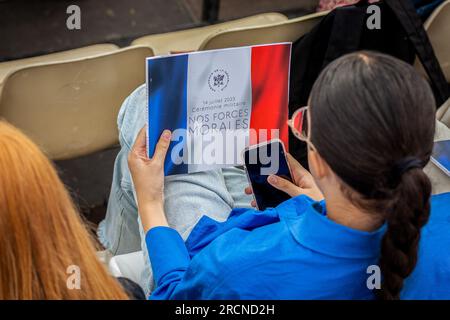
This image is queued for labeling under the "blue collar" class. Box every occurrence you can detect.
[283,196,386,259]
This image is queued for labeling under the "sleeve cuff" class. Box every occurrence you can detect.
[145,226,190,285]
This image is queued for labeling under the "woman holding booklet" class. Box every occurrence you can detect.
[103,51,450,299]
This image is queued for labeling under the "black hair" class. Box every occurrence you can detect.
[309,51,436,300]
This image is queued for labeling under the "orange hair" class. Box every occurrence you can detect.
[0,121,128,299]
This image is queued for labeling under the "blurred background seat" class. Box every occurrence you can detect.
[199,11,328,51]
[424,0,450,83]
[438,98,450,127]
[0,44,119,96]
[416,0,450,127]
[414,0,450,84]
[0,45,153,160]
[0,45,153,224]
[131,12,287,55]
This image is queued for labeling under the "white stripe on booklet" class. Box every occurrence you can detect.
[186,47,252,172]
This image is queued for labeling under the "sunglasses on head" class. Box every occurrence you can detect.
[287,106,317,151]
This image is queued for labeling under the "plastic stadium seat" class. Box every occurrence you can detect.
[438,98,450,127]
[414,1,450,83]
[426,120,450,195]
[199,11,328,51]
[0,44,119,89]
[424,0,450,83]
[131,13,287,55]
[0,46,154,160]
[417,1,450,128]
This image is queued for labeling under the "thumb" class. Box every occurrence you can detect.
[268,175,301,198]
[151,130,171,163]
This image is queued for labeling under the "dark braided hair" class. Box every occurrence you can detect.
[309,51,436,300]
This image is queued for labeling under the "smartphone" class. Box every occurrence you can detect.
[242,139,293,211]
[431,140,450,177]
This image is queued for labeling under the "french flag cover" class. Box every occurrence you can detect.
[147,43,291,176]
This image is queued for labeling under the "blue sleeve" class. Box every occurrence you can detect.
[145,226,191,299]
[160,228,256,300]
[146,226,253,300]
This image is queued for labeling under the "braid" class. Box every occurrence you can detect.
[378,168,431,300]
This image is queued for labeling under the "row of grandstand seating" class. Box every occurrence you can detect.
[0,2,449,161]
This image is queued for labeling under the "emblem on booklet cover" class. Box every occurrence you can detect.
[208,69,229,92]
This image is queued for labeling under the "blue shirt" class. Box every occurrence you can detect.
[401,192,450,299]
[146,193,450,300]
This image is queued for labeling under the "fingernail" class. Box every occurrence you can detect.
[162,130,171,140]
[268,175,277,184]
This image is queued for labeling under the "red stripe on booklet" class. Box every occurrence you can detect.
[249,43,291,149]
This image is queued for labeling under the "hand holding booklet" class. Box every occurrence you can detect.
[146,43,291,176]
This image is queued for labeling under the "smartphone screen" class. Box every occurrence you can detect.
[243,140,293,211]
[431,140,450,177]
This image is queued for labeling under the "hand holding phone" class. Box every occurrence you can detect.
[267,153,324,201]
[243,142,324,209]
[243,140,293,210]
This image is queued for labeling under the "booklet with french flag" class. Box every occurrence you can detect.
[146,43,291,176]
